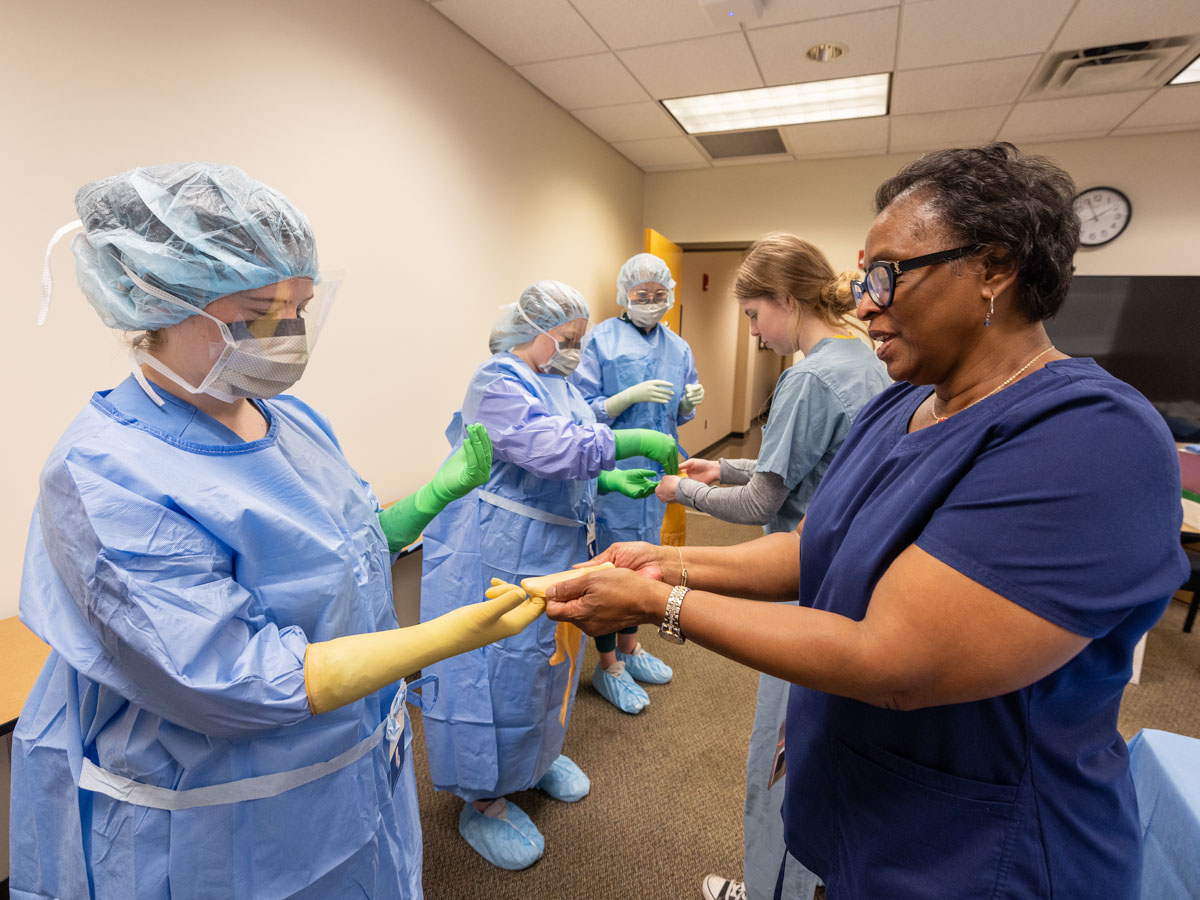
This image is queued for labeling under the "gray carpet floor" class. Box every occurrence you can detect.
[411,427,1200,899]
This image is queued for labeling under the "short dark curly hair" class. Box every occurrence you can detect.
[873,142,1080,321]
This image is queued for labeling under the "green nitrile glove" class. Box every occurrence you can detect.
[612,427,679,475]
[378,423,493,550]
[598,468,660,499]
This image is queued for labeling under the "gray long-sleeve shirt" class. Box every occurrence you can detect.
[675,458,791,526]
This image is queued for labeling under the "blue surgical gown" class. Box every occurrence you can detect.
[10,377,422,899]
[571,316,697,547]
[420,353,615,801]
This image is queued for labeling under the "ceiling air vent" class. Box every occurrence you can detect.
[695,128,787,160]
[1025,37,1200,99]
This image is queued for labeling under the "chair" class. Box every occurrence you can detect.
[1182,546,1200,633]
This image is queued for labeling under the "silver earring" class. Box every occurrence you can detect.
[984,290,995,327]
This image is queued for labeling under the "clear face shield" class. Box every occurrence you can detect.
[121,262,342,404]
[513,301,587,376]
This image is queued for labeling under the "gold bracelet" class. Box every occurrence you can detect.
[675,545,688,588]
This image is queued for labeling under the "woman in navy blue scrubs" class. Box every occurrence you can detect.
[543,143,1190,898]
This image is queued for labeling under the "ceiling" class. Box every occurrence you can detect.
[427,0,1200,171]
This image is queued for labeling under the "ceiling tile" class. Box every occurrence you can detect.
[569,0,737,49]
[897,0,1075,70]
[610,137,710,170]
[618,33,763,99]
[888,104,1009,153]
[892,55,1040,115]
[430,0,605,65]
[1115,83,1200,130]
[999,90,1154,142]
[748,8,899,86]
[573,102,684,142]
[753,0,900,28]
[779,116,890,158]
[1053,0,1200,50]
[515,53,650,110]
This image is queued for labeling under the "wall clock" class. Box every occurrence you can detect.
[1073,186,1131,247]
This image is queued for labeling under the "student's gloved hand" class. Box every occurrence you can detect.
[604,379,675,418]
[612,428,679,475]
[598,468,660,499]
[679,382,705,413]
[378,423,493,550]
[306,580,543,714]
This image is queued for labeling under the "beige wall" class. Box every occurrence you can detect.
[644,131,1200,276]
[676,250,741,454]
[0,0,643,618]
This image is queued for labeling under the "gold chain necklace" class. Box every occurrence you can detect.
[930,346,1055,424]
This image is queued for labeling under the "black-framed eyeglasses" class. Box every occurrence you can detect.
[852,244,979,309]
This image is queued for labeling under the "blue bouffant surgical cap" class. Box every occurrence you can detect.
[616,253,676,308]
[71,163,320,331]
[489,280,590,354]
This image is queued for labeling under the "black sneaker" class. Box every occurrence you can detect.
[702,875,747,900]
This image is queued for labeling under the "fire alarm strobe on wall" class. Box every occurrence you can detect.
[699,0,767,27]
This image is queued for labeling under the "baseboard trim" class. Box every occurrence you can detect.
[691,415,765,460]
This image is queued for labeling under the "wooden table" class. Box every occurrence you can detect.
[0,616,49,735]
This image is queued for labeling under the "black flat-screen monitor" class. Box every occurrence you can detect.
[1046,275,1200,441]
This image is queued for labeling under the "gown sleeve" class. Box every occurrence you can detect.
[30,450,312,738]
[469,372,615,480]
[571,333,616,425]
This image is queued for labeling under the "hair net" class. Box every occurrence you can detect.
[71,162,320,331]
[616,253,676,308]
[489,280,590,354]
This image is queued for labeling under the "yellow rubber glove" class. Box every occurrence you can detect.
[521,563,614,725]
[305,581,544,715]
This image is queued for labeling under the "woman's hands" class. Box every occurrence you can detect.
[679,457,719,484]
[544,565,668,637]
[655,474,680,502]
[578,540,670,582]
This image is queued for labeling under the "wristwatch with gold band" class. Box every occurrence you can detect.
[658,584,688,644]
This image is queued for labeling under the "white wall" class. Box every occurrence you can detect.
[645,131,1200,276]
[0,0,643,618]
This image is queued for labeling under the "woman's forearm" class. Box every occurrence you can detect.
[666,530,800,601]
[670,590,879,700]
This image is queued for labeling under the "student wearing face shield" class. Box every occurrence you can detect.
[569,253,702,713]
[12,163,543,899]
[418,280,679,870]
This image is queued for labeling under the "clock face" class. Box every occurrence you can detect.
[1073,187,1131,247]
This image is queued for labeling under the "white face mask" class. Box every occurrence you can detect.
[541,344,582,376]
[627,301,670,329]
[121,263,312,406]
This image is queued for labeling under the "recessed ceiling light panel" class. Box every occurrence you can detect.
[1169,52,1200,84]
[662,73,890,134]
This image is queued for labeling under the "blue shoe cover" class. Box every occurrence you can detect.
[535,754,591,802]
[592,661,649,714]
[458,798,544,870]
[616,643,674,684]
